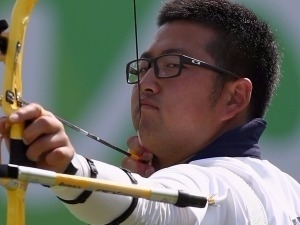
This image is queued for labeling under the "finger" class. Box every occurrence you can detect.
[127,136,144,155]
[0,136,2,163]
[36,147,74,173]
[25,131,65,161]
[144,166,155,177]
[127,136,153,165]
[26,131,73,172]
[0,116,9,134]
[141,152,153,162]
[23,115,64,145]
[0,117,11,151]
[121,156,155,178]
[8,103,53,123]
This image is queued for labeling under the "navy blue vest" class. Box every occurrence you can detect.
[187,118,266,163]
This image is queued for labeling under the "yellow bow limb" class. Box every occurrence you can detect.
[0,1,38,225]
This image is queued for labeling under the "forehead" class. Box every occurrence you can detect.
[146,20,216,61]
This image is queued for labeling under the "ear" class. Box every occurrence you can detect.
[220,78,252,121]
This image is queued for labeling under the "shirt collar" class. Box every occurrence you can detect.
[186,118,266,163]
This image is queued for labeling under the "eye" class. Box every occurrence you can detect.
[139,66,149,74]
[166,63,181,68]
[129,67,139,75]
[137,67,150,81]
[136,60,150,77]
[158,55,181,70]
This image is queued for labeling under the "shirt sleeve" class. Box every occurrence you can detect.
[51,154,227,225]
[51,154,134,224]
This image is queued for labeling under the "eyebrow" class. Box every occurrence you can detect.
[140,48,187,59]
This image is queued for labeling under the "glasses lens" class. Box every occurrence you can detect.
[127,62,138,84]
[127,59,149,83]
[156,55,180,78]
[126,55,182,83]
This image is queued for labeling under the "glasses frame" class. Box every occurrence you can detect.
[126,54,240,84]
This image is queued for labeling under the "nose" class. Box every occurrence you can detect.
[139,67,160,94]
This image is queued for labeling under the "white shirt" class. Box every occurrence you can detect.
[51,155,300,225]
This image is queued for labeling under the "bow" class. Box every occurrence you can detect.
[0,1,38,224]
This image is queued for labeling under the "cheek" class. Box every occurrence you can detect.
[131,87,137,107]
[131,86,140,128]
[166,96,217,142]
[166,82,214,121]
[131,85,139,106]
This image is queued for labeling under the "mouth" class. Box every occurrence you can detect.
[140,99,159,110]
[133,98,159,129]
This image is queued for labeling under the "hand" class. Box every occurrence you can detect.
[121,135,155,177]
[0,103,75,173]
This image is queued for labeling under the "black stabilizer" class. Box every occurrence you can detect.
[0,164,19,179]
[0,20,8,54]
[9,139,36,167]
[175,190,207,208]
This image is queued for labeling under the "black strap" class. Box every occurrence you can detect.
[57,157,98,204]
[106,168,138,225]
[63,161,78,175]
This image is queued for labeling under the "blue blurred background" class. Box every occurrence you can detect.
[0,1,299,224]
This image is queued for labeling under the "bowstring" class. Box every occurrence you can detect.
[133,0,142,122]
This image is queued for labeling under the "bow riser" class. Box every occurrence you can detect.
[1,0,38,168]
[1,0,37,115]
[0,1,38,225]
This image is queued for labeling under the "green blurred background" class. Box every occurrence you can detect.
[0,0,299,224]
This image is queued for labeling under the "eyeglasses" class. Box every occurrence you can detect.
[126,54,240,84]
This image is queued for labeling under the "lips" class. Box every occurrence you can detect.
[140,99,159,110]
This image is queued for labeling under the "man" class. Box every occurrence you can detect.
[0,0,299,224]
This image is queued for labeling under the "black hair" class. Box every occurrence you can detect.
[158,0,281,118]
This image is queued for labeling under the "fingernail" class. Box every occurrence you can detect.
[145,167,155,177]
[142,152,153,161]
[9,113,19,122]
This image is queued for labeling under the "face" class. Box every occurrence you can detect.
[131,21,228,169]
